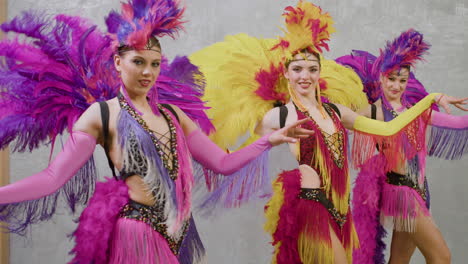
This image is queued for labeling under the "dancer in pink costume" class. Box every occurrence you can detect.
[0,1,310,263]
[337,29,468,264]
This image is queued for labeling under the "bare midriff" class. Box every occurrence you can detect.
[125,174,155,206]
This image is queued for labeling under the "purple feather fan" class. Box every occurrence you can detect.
[0,11,119,152]
[156,56,214,134]
[105,0,185,49]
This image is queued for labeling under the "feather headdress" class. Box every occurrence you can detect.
[270,1,337,115]
[271,1,335,61]
[105,0,185,49]
[376,29,430,76]
[337,29,431,105]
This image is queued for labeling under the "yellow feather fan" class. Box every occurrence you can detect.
[320,57,368,112]
[190,34,367,149]
[190,33,285,149]
[190,1,368,150]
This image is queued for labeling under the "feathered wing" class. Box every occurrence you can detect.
[155,56,214,134]
[190,33,285,150]
[319,57,368,111]
[0,11,119,152]
[0,11,117,235]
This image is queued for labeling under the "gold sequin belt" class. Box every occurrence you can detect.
[119,200,189,255]
[299,188,347,228]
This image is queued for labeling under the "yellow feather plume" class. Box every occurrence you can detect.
[272,1,336,59]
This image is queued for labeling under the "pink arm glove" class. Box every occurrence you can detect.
[0,131,96,204]
[431,111,468,128]
[186,129,272,175]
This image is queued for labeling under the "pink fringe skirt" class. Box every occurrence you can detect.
[109,218,180,263]
[70,178,205,264]
[380,181,430,232]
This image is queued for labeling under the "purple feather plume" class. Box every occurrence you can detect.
[155,56,214,134]
[0,11,119,152]
[375,29,430,75]
[105,0,185,49]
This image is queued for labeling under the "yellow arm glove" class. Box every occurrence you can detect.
[353,93,440,136]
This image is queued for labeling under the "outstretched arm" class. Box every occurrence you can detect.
[430,111,468,128]
[427,97,468,159]
[0,103,101,204]
[429,93,468,128]
[174,105,313,175]
[338,93,444,135]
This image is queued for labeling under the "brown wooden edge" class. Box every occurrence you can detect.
[0,0,10,263]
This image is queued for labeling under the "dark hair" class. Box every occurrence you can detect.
[284,48,321,68]
[117,36,162,56]
[385,65,411,77]
[400,65,410,71]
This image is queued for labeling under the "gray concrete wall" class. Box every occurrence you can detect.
[7,0,468,263]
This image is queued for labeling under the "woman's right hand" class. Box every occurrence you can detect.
[268,118,315,146]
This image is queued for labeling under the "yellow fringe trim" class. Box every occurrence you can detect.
[313,141,350,214]
[298,231,334,264]
[264,178,285,263]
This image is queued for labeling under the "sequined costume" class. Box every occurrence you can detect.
[264,104,359,264]
[0,0,274,263]
[337,29,468,264]
[190,2,446,264]
[189,2,365,263]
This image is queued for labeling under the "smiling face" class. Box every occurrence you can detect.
[380,67,410,102]
[114,47,162,96]
[284,52,321,97]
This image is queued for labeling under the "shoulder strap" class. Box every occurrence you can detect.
[99,101,117,179]
[371,104,377,120]
[326,103,341,118]
[279,105,288,128]
[161,104,180,122]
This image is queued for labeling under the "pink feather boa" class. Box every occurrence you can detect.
[69,177,129,264]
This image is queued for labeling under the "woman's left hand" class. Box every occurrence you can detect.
[436,94,468,114]
[268,118,314,146]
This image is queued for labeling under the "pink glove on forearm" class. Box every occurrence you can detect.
[0,131,96,204]
[186,129,272,175]
[431,111,468,128]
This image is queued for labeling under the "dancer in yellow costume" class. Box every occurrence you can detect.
[191,1,464,263]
